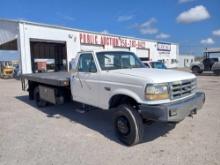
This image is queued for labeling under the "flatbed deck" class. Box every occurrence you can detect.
[21,72,70,87]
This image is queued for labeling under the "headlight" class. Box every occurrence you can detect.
[145,83,169,100]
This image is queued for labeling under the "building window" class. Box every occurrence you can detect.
[139,57,149,62]
[171,59,176,64]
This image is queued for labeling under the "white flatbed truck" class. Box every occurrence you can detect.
[21,50,205,146]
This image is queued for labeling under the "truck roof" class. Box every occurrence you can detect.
[204,48,220,53]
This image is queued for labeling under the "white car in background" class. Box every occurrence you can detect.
[143,61,167,69]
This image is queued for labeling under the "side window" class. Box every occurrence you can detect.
[78,53,97,73]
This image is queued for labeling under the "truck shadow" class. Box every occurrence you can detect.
[16,95,176,145]
[196,72,216,76]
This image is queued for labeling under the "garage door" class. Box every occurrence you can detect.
[136,48,150,62]
[30,41,67,73]
[136,48,149,58]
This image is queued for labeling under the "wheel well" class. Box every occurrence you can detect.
[109,94,138,109]
[192,66,200,70]
[28,81,38,99]
[28,80,38,91]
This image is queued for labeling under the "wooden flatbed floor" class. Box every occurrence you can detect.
[21,72,70,87]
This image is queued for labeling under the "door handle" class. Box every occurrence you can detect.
[104,87,111,91]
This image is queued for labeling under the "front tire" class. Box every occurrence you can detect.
[192,66,202,75]
[113,104,144,146]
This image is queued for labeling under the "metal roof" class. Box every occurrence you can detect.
[0,18,178,45]
[204,48,220,53]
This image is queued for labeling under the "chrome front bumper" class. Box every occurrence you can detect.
[139,92,205,122]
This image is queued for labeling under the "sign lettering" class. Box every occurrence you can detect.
[80,33,146,49]
[157,42,171,51]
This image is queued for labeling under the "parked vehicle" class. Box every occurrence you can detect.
[0,61,14,79]
[21,51,205,146]
[144,61,167,69]
[191,48,220,75]
[13,64,21,78]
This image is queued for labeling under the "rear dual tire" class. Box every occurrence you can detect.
[34,87,47,107]
[113,104,144,146]
[192,66,202,75]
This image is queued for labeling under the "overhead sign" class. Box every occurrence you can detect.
[157,42,171,51]
[80,33,146,49]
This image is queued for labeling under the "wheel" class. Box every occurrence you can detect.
[34,87,47,107]
[113,104,144,146]
[29,88,34,100]
[192,66,202,75]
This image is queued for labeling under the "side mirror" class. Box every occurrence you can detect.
[70,58,78,74]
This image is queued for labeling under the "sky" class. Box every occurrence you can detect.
[0,0,220,55]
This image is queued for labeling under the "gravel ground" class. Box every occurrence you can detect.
[0,73,220,165]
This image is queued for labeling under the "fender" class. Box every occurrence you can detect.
[109,88,143,105]
[191,62,204,71]
[211,62,220,71]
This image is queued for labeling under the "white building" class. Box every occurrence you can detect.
[178,55,195,68]
[0,19,179,74]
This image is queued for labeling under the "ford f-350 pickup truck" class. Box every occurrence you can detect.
[21,50,205,146]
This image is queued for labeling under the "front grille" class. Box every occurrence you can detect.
[170,79,197,100]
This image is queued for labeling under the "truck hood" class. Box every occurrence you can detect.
[110,68,196,83]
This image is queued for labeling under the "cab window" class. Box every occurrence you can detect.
[78,53,97,73]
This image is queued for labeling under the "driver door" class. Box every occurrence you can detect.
[203,58,211,71]
[71,53,100,107]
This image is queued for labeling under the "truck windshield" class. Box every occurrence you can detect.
[96,51,145,70]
